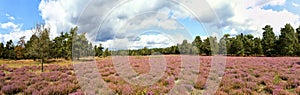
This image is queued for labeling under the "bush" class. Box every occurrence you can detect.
[2,84,25,95]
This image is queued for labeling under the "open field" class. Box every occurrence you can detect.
[0,56,300,95]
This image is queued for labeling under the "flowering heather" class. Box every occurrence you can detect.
[0,56,299,94]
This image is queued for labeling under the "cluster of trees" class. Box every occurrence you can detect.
[111,24,300,57]
[0,23,300,62]
[0,25,110,61]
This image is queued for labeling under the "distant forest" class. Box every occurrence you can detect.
[0,23,300,61]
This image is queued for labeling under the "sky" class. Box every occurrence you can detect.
[0,0,300,49]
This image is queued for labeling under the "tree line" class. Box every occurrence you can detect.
[0,23,300,62]
[111,24,300,57]
[0,24,108,61]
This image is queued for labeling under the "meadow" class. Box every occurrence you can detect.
[0,56,300,95]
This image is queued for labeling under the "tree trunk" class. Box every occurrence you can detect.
[42,58,44,72]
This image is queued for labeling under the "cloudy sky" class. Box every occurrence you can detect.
[0,0,300,49]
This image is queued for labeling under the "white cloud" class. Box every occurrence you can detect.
[229,29,238,35]
[38,0,194,48]
[0,22,21,31]
[292,2,299,7]
[0,30,33,44]
[5,14,15,21]
[38,0,300,49]
[0,21,32,44]
[208,0,300,37]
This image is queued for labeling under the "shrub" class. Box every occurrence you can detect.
[2,84,26,95]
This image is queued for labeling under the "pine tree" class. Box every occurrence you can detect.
[229,34,244,56]
[0,43,4,59]
[202,38,211,55]
[25,34,39,60]
[219,34,230,55]
[278,24,297,56]
[243,34,254,56]
[262,25,276,56]
[192,36,202,55]
[252,38,263,56]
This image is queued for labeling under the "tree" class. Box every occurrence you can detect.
[15,36,26,59]
[73,32,91,60]
[66,27,78,59]
[95,44,104,57]
[25,34,39,60]
[219,34,230,55]
[141,47,150,55]
[31,24,51,72]
[52,32,65,59]
[0,42,4,58]
[192,36,202,55]
[243,34,254,56]
[103,48,110,57]
[252,38,263,56]
[229,35,244,56]
[202,38,211,55]
[262,25,276,56]
[179,40,193,54]
[278,24,298,56]
[4,40,15,59]
[296,26,300,56]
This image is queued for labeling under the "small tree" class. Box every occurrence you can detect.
[32,24,51,72]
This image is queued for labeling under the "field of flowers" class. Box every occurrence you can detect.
[0,56,299,95]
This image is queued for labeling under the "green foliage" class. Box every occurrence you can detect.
[0,42,4,59]
[278,24,298,56]
[1,23,300,60]
[229,34,244,56]
[103,48,110,57]
[262,25,276,56]
[192,36,202,55]
[202,37,211,55]
[95,44,104,57]
[252,38,263,56]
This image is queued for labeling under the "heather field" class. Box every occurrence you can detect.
[0,56,300,95]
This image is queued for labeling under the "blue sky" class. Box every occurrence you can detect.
[0,0,300,48]
[0,0,43,34]
[263,0,300,15]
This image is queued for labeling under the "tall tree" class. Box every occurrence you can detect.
[66,27,78,59]
[229,34,244,56]
[52,32,64,59]
[262,25,276,56]
[219,34,230,55]
[103,48,110,57]
[243,34,254,56]
[192,36,202,55]
[179,40,193,54]
[73,32,90,60]
[252,38,263,56]
[0,42,4,58]
[15,36,26,59]
[202,37,212,55]
[296,26,300,56]
[25,34,39,60]
[278,24,298,56]
[95,44,104,57]
[4,40,15,59]
[32,24,51,72]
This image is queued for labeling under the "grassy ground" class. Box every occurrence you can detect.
[0,59,72,68]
